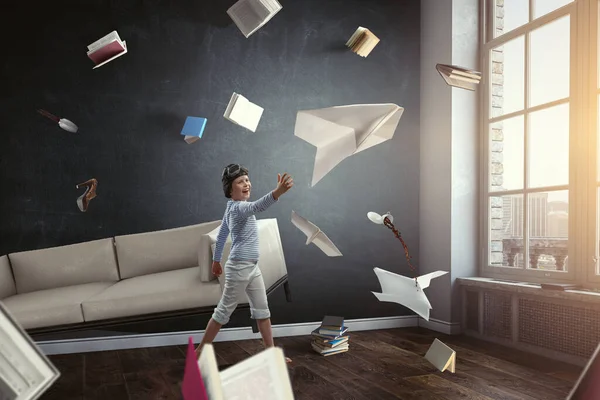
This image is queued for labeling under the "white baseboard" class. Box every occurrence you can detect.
[37,315,419,355]
[418,318,462,335]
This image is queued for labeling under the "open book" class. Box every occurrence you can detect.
[435,64,481,91]
[424,339,456,373]
[346,27,380,58]
[227,0,282,38]
[290,211,342,257]
[182,339,294,400]
[567,341,600,399]
[87,30,128,69]
[224,93,264,133]
[0,301,60,400]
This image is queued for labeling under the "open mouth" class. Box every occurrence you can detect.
[242,189,250,194]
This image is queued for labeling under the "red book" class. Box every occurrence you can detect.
[182,337,209,400]
[87,40,125,65]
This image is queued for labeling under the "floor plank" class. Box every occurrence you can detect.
[39,327,583,400]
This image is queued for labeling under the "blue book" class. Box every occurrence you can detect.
[181,116,207,144]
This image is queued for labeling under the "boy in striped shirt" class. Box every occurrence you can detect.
[196,164,294,362]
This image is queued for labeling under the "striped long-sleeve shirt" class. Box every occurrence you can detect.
[213,191,278,264]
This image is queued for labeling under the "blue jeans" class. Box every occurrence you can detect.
[212,260,271,325]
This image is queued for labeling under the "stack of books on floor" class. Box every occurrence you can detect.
[311,315,349,356]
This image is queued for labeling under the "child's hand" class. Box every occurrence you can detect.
[274,173,294,199]
[212,261,222,277]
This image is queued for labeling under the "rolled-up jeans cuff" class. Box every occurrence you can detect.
[212,310,229,325]
[251,308,271,320]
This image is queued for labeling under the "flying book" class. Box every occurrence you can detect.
[181,116,207,144]
[294,103,403,186]
[182,338,209,400]
[567,341,600,399]
[346,27,380,57]
[291,210,342,257]
[371,267,448,321]
[435,64,481,91]
[224,92,264,133]
[87,30,128,69]
[424,339,456,373]
[182,338,294,400]
[227,0,283,38]
[0,301,60,400]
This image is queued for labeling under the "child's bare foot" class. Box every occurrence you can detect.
[285,357,292,363]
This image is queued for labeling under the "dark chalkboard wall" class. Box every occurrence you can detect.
[0,0,421,337]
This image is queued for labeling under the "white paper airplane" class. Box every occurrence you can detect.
[371,267,448,321]
[291,210,342,257]
[294,103,404,186]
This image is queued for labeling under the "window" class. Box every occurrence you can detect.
[481,0,598,285]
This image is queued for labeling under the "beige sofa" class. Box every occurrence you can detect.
[0,218,290,334]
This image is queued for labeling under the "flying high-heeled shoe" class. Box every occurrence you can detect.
[76,178,98,212]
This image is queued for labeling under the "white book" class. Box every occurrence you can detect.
[224,92,264,132]
[0,302,60,400]
[198,344,294,400]
[346,27,380,58]
[436,63,481,91]
[227,0,282,38]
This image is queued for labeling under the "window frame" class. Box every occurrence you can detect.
[586,0,600,284]
[478,0,596,285]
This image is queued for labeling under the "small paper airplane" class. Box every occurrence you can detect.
[371,267,448,321]
[291,210,342,257]
[294,103,403,186]
[425,338,456,373]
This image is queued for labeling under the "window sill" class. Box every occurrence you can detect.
[458,277,600,305]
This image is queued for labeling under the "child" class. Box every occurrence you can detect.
[195,163,294,362]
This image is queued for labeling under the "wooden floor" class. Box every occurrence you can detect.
[41,327,583,399]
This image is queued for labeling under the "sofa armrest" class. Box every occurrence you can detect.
[197,225,232,282]
[0,255,16,300]
[198,234,216,282]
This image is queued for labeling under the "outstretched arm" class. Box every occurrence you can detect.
[235,191,278,218]
[235,173,294,218]
[212,215,230,262]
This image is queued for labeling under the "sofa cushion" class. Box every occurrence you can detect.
[114,221,221,279]
[8,239,120,294]
[0,255,16,299]
[81,267,223,322]
[198,225,232,282]
[2,282,114,330]
[209,219,288,303]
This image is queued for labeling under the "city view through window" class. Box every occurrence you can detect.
[487,0,573,272]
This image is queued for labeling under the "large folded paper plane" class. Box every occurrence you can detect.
[291,210,342,256]
[294,103,404,186]
[371,267,448,321]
